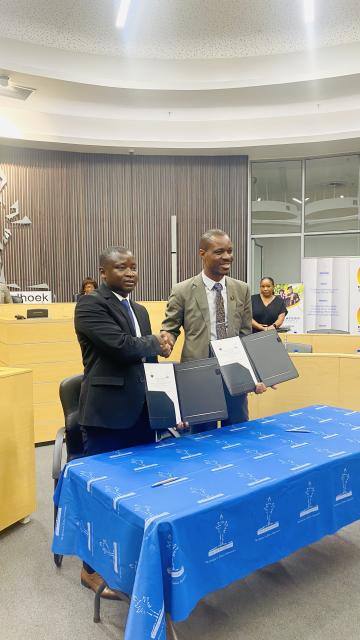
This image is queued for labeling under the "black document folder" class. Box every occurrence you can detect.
[242,330,299,388]
[212,331,298,396]
[145,358,228,430]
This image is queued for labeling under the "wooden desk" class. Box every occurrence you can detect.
[281,333,360,354]
[0,367,36,531]
[249,353,360,419]
[0,304,83,442]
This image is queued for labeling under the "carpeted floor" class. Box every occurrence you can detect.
[0,444,359,640]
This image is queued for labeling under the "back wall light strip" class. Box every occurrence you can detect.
[116,0,132,29]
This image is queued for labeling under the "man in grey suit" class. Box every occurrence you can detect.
[0,282,13,304]
[161,229,266,428]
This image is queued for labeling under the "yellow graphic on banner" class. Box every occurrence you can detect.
[357,307,360,326]
[357,267,360,286]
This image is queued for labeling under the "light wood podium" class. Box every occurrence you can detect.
[0,367,36,531]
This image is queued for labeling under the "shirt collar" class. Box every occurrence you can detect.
[202,271,226,292]
[112,291,129,303]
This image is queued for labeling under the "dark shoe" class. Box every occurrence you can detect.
[80,568,120,600]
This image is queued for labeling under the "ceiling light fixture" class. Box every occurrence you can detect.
[116,0,132,29]
[304,0,315,24]
[257,197,262,202]
[292,197,302,204]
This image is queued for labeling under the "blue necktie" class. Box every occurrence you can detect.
[120,298,136,334]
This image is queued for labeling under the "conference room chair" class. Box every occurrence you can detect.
[52,374,84,567]
[285,342,313,353]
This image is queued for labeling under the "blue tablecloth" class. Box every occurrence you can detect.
[53,405,360,640]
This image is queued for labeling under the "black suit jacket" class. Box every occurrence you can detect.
[74,283,161,429]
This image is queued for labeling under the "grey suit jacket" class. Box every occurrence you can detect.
[161,273,252,362]
[0,283,13,304]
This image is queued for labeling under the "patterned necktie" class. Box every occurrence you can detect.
[213,282,227,339]
[120,298,136,334]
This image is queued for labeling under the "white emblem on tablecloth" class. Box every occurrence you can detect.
[237,471,272,486]
[299,482,319,518]
[190,487,224,504]
[257,497,279,536]
[336,467,353,502]
[99,539,119,574]
[176,448,203,459]
[315,447,346,459]
[280,438,309,449]
[208,514,234,557]
[166,535,185,578]
[130,458,159,471]
[215,439,242,450]
[278,457,312,471]
[133,597,165,639]
[104,484,136,509]
[79,470,108,492]
[133,504,170,529]
[203,458,234,472]
[76,519,93,553]
[63,461,84,478]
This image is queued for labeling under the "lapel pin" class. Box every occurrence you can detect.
[230,295,235,301]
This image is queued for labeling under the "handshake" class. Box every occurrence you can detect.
[155,331,175,358]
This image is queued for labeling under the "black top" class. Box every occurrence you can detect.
[251,294,287,332]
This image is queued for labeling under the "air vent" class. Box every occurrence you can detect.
[0,75,35,101]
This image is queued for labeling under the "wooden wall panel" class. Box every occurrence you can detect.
[0,147,247,301]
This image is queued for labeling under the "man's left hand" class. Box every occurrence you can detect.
[255,382,267,394]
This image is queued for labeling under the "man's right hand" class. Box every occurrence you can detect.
[155,333,173,357]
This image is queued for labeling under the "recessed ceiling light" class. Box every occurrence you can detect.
[339,195,345,198]
[304,0,315,24]
[257,197,262,202]
[116,0,132,29]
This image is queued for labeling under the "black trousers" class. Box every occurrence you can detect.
[81,405,154,573]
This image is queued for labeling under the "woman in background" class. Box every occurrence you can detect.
[74,277,98,302]
[80,277,98,295]
[251,276,287,332]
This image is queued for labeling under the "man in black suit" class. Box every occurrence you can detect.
[74,245,171,597]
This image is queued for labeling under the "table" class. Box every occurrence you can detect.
[52,405,360,639]
[0,367,36,531]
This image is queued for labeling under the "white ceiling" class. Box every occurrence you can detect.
[1,0,360,59]
[1,0,360,153]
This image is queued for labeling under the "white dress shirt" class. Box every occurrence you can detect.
[111,291,142,337]
[201,271,228,341]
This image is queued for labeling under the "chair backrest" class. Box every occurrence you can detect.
[59,374,84,461]
[307,329,349,334]
[285,342,313,353]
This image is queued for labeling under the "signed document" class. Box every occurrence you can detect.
[144,363,181,425]
[211,336,258,385]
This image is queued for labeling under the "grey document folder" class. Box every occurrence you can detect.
[242,330,299,388]
[175,358,228,426]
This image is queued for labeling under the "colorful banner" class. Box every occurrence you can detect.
[302,258,349,332]
[274,283,304,333]
[349,259,360,335]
